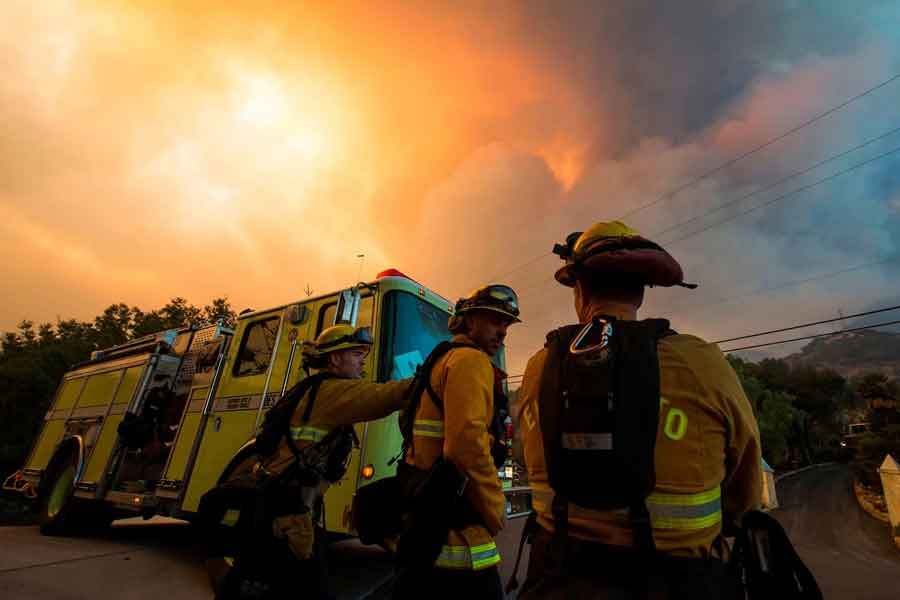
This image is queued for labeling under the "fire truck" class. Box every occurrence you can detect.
[4,270,531,537]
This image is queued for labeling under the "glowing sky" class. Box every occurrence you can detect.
[3,1,900,376]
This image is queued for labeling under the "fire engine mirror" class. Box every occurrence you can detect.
[287,304,309,325]
[335,288,360,326]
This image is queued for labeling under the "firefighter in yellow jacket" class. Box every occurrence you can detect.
[515,221,762,599]
[217,324,412,600]
[392,285,521,600]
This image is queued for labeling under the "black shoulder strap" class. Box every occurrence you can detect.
[612,318,670,556]
[301,374,334,423]
[399,341,480,448]
[422,341,481,413]
[283,373,334,459]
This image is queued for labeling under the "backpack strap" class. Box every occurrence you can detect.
[615,318,671,557]
[422,341,481,413]
[283,373,334,460]
[399,341,480,449]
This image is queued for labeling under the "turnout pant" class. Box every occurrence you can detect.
[216,533,329,600]
[392,565,504,600]
[518,526,727,600]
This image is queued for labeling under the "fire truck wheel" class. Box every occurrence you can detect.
[37,446,80,536]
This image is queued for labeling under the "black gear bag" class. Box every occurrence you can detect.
[729,510,823,600]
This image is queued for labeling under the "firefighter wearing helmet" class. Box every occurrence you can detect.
[514,221,762,599]
[213,324,413,600]
[392,285,521,600]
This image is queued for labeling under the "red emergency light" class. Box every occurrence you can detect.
[376,268,415,281]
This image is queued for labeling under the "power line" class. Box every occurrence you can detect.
[670,256,897,313]
[515,251,899,339]
[713,304,900,344]
[499,137,900,303]
[666,143,900,246]
[653,124,900,241]
[721,318,900,353]
[468,72,900,292]
[504,306,900,380]
[486,252,554,285]
[619,72,900,222]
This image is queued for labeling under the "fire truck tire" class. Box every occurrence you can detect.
[37,444,115,536]
[37,446,80,536]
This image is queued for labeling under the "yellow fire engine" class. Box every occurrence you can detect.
[3,270,528,536]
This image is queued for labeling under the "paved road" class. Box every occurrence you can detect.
[0,514,529,599]
[2,465,894,599]
[773,464,900,600]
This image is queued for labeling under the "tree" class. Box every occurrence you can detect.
[728,354,849,467]
[93,303,133,347]
[757,389,799,466]
[203,297,236,329]
[0,296,234,475]
[853,372,900,433]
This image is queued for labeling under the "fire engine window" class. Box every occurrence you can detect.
[233,317,280,377]
[315,295,375,337]
[378,291,452,382]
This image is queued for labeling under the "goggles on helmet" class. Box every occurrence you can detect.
[316,326,374,352]
[456,284,521,321]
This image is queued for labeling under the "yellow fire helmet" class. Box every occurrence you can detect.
[448,284,522,332]
[311,324,374,356]
[552,220,696,289]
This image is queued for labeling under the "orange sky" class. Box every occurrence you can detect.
[3,1,900,376]
[0,2,594,362]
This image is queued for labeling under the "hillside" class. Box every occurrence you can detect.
[784,329,900,379]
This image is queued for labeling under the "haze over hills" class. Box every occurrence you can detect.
[782,329,900,379]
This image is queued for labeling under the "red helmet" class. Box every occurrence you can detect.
[553,221,695,289]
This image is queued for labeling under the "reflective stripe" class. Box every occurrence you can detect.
[434,542,501,570]
[647,487,722,530]
[220,509,240,527]
[413,419,444,439]
[290,426,329,443]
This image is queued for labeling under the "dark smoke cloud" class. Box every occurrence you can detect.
[2,1,900,377]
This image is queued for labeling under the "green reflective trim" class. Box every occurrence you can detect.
[221,509,240,527]
[434,542,500,570]
[413,419,444,439]
[652,512,722,531]
[647,487,722,530]
[470,543,501,570]
[290,426,328,443]
[647,487,720,506]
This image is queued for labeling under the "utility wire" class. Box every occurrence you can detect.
[619,72,900,222]
[721,319,900,353]
[713,304,900,344]
[667,143,900,246]
[497,136,900,302]
[653,124,900,240]
[670,256,897,312]
[487,252,554,285]
[516,253,898,337]
[468,72,900,292]
[504,306,900,380]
